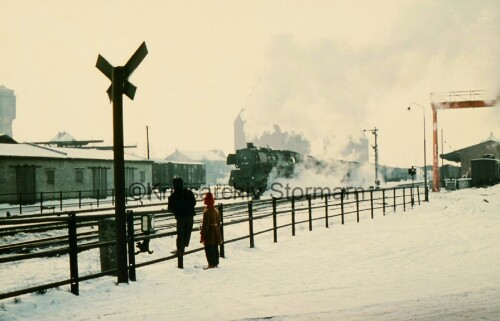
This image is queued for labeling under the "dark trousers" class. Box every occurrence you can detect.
[204,244,219,266]
[176,216,194,253]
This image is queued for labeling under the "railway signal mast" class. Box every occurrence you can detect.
[96,42,148,283]
[363,127,380,189]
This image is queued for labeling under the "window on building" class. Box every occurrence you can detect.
[140,171,146,183]
[75,168,84,184]
[46,169,55,185]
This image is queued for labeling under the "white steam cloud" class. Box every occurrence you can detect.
[240,1,499,188]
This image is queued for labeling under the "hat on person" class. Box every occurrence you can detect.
[172,176,184,191]
[204,192,215,208]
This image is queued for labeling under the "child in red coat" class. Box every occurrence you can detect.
[200,192,222,269]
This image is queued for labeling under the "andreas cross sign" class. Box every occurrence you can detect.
[95,42,148,283]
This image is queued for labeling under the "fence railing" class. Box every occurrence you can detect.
[0,186,423,301]
[0,187,172,217]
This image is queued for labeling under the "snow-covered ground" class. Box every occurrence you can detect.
[1,185,499,321]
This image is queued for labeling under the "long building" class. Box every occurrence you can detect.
[0,139,153,204]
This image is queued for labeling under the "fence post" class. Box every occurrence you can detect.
[19,193,22,214]
[370,189,374,219]
[410,186,414,208]
[355,191,360,223]
[126,210,136,282]
[218,203,225,258]
[341,189,345,225]
[59,191,63,211]
[40,192,44,213]
[383,189,386,215]
[403,187,406,212]
[68,212,79,295]
[417,186,421,205]
[248,200,254,248]
[291,196,296,236]
[324,195,329,228]
[96,190,100,207]
[393,188,396,212]
[307,194,312,231]
[79,191,82,209]
[272,198,278,243]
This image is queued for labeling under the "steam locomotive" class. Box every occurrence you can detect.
[227,143,311,198]
[227,143,416,198]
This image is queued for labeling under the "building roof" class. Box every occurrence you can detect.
[0,133,17,144]
[51,131,76,142]
[480,132,499,143]
[0,143,151,162]
[29,131,105,148]
[153,159,205,165]
[0,85,14,94]
[441,138,499,163]
[165,149,226,162]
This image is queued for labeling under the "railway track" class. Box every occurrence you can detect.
[0,195,319,258]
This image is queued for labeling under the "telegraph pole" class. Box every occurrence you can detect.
[363,127,379,188]
[146,126,150,159]
[96,42,148,283]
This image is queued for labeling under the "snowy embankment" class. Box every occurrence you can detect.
[1,185,499,321]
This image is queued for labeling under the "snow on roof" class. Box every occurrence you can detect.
[153,159,205,165]
[0,143,151,162]
[165,149,226,162]
[481,132,499,143]
[0,143,66,158]
[50,132,76,142]
[0,85,14,93]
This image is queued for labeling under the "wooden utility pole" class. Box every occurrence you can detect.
[96,42,148,283]
[146,126,150,159]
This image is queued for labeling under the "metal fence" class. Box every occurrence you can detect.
[0,188,170,216]
[0,186,423,301]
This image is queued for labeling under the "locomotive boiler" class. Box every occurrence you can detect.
[227,143,303,198]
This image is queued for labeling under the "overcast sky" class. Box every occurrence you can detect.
[2,0,499,167]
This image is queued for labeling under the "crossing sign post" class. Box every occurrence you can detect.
[96,42,148,283]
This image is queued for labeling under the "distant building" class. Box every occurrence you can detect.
[440,133,500,178]
[0,85,16,138]
[165,149,230,185]
[30,131,106,149]
[233,111,311,155]
[233,109,369,160]
[234,109,246,151]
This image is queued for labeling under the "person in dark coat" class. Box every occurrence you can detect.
[167,177,197,255]
[200,192,222,269]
